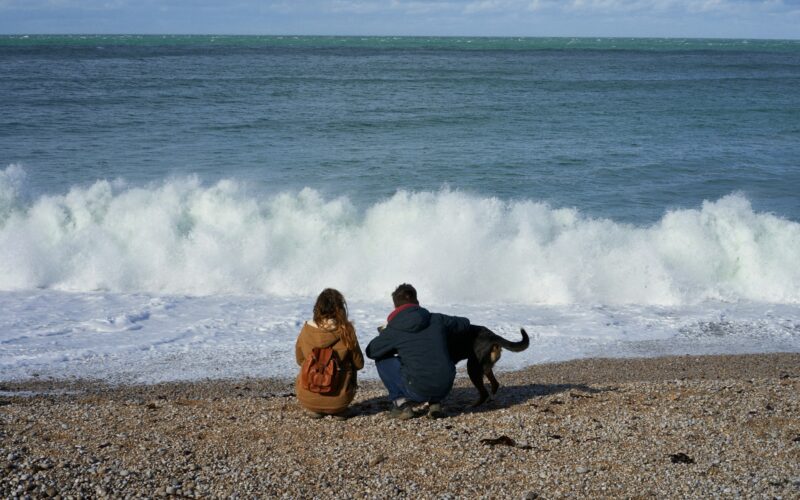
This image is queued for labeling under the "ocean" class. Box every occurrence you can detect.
[1,35,799,383]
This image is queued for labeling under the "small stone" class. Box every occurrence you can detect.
[165,486,175,495]
[576,466,590,474]
[119,469,129,477]
[369,454,386,467]
[669,453,695,464]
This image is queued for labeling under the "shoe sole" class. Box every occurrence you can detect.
[427,404,445,419]
[390,409,415,420]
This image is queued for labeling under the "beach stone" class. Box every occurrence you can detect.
[0,353,797,498]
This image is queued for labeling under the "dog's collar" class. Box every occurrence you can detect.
[387,303,419,323]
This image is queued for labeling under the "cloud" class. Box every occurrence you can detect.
[463,0,521,14]
[328,0,387,14]
[2,0,796,16]
[327,1,461,14]
[391,0,461,14]
[485,0,800,15]
[0,0,124,8]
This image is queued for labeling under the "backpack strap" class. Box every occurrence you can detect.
[316,347,333,365]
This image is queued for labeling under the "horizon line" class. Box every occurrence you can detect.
[2,33,799,42]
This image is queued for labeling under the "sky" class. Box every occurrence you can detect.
[0,0,799,39]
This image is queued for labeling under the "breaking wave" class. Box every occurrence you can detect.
[1,164,799,305]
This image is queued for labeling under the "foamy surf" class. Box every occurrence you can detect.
[1,290,798,383]
[1,165,799,383]
[2,165,799,306]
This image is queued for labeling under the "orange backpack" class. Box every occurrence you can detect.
[300,346,341,394]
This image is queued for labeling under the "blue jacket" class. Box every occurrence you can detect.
[366,305,470,400]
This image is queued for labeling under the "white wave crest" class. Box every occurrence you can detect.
[1,165,799,305]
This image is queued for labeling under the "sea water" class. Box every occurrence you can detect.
[1,35,799,383]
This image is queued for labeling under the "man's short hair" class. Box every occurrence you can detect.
[392,283,419,307]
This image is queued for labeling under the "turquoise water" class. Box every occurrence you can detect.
[2,36,800,381]
[4,35,800,51]
[1,35,799,223]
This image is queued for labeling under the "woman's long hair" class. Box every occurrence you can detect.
[313,288,358,351]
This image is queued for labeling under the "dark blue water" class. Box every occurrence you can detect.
[1,35,799,223]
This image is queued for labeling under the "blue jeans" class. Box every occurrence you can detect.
[375,356,430,403]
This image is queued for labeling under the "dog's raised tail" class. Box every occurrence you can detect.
[497,328,530,352]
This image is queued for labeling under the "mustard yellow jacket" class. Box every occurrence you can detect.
[295,321,364,414]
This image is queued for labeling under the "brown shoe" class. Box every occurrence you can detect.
[427,403,445,419]
[389,402,415,420]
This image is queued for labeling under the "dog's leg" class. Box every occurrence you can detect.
[485,368,500,395]
[467,356,489,407]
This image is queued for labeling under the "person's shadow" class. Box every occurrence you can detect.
[351,380,612,418]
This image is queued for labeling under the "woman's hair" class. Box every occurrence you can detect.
[313,288,357,350]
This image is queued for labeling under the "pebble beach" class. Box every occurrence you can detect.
[2,353,799,498]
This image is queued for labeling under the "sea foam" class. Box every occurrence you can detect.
[1,164,799,306]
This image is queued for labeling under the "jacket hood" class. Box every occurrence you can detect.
[303,321,340,348]
[387,305,431,333]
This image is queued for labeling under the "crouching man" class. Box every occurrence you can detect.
[366,283,470,419]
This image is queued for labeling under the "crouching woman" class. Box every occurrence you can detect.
[295,288,364,419]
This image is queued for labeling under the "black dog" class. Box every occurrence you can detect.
[449,326,530,407]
